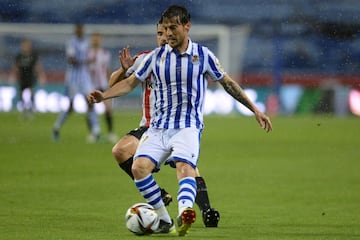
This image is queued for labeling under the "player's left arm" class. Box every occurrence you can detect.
[218,75,273,132]
[88,73,140,104]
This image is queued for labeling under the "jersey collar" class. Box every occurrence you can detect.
[166,38,193,56]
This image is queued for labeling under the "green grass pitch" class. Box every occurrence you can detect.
[0,111,359,239]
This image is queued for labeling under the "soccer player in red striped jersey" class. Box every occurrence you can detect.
[88,32,118,143]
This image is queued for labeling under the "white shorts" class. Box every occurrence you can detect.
[65,69,93,99]
[134,127,202,172]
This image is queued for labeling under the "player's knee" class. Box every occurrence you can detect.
[113,136,138,163]
[111,144,120,161]
[176,162,196,179]
[132,158,153,179]
[112,143,126,163]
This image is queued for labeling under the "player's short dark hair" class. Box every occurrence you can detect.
[157,18,162,26]
[161,5,191,25]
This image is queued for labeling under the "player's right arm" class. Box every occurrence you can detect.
[88,73,140,103]
[108,68,126,88]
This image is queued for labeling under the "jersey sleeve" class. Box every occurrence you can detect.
[125,53,146,77]
[134,50,155,82]
[205,48,226,82]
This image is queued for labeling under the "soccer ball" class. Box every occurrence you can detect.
[125,203,159,235]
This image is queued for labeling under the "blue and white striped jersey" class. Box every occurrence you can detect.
[64,36,93,98]
[135,39,226,129]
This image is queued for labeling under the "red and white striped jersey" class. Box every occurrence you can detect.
[88,48,111,90]
[125,51,153,127]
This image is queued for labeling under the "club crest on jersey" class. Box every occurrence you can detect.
[192,55,199,62]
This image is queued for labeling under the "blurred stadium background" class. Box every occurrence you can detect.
[1,2,360,239]
[1,0,360,116]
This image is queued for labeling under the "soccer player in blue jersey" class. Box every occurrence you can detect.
[52,24,100,142]
[110,22,220,228]
[88,5,272,236]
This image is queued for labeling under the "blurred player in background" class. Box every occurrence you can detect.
[88,32,118,143]
[9,38,46,118]
[108,22,220,229]
[52,23,100,143]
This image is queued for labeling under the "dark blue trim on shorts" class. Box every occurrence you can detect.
[165,156,197,169]
[134,154,160,172]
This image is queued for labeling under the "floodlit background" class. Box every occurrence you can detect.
[1,0,360,116]
[1,2,360,240]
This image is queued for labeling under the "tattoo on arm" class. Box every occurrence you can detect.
[220,78,254,112]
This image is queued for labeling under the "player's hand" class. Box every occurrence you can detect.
[255,112,273,132]
[119,47,136,71]
[87,90,104,104]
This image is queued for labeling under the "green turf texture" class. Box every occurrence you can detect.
[0,111,359,240]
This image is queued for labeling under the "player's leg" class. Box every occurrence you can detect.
[19,85,33,118]
[86,101,100,143]
[132,129,174,233]
[168,128,200,236]
[52,83,74,141]
[133,157,174,233]
[112,134,139,179]
[81,78,100,142]
[175,162,197,236]
[194,168,220,227]
[21,87,34,116]
[19,86,27,114]
[52,99,73,141]
[27,79,36,114]
[28,87,35,113]
[112,126,172,205]
[112,126,148,178]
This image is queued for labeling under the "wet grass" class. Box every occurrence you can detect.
[0,112,359,239]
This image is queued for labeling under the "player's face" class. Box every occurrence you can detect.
[21,40,32,54]
[75,24,84,38]
[162,16,190,51]
[156,24,167,47]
